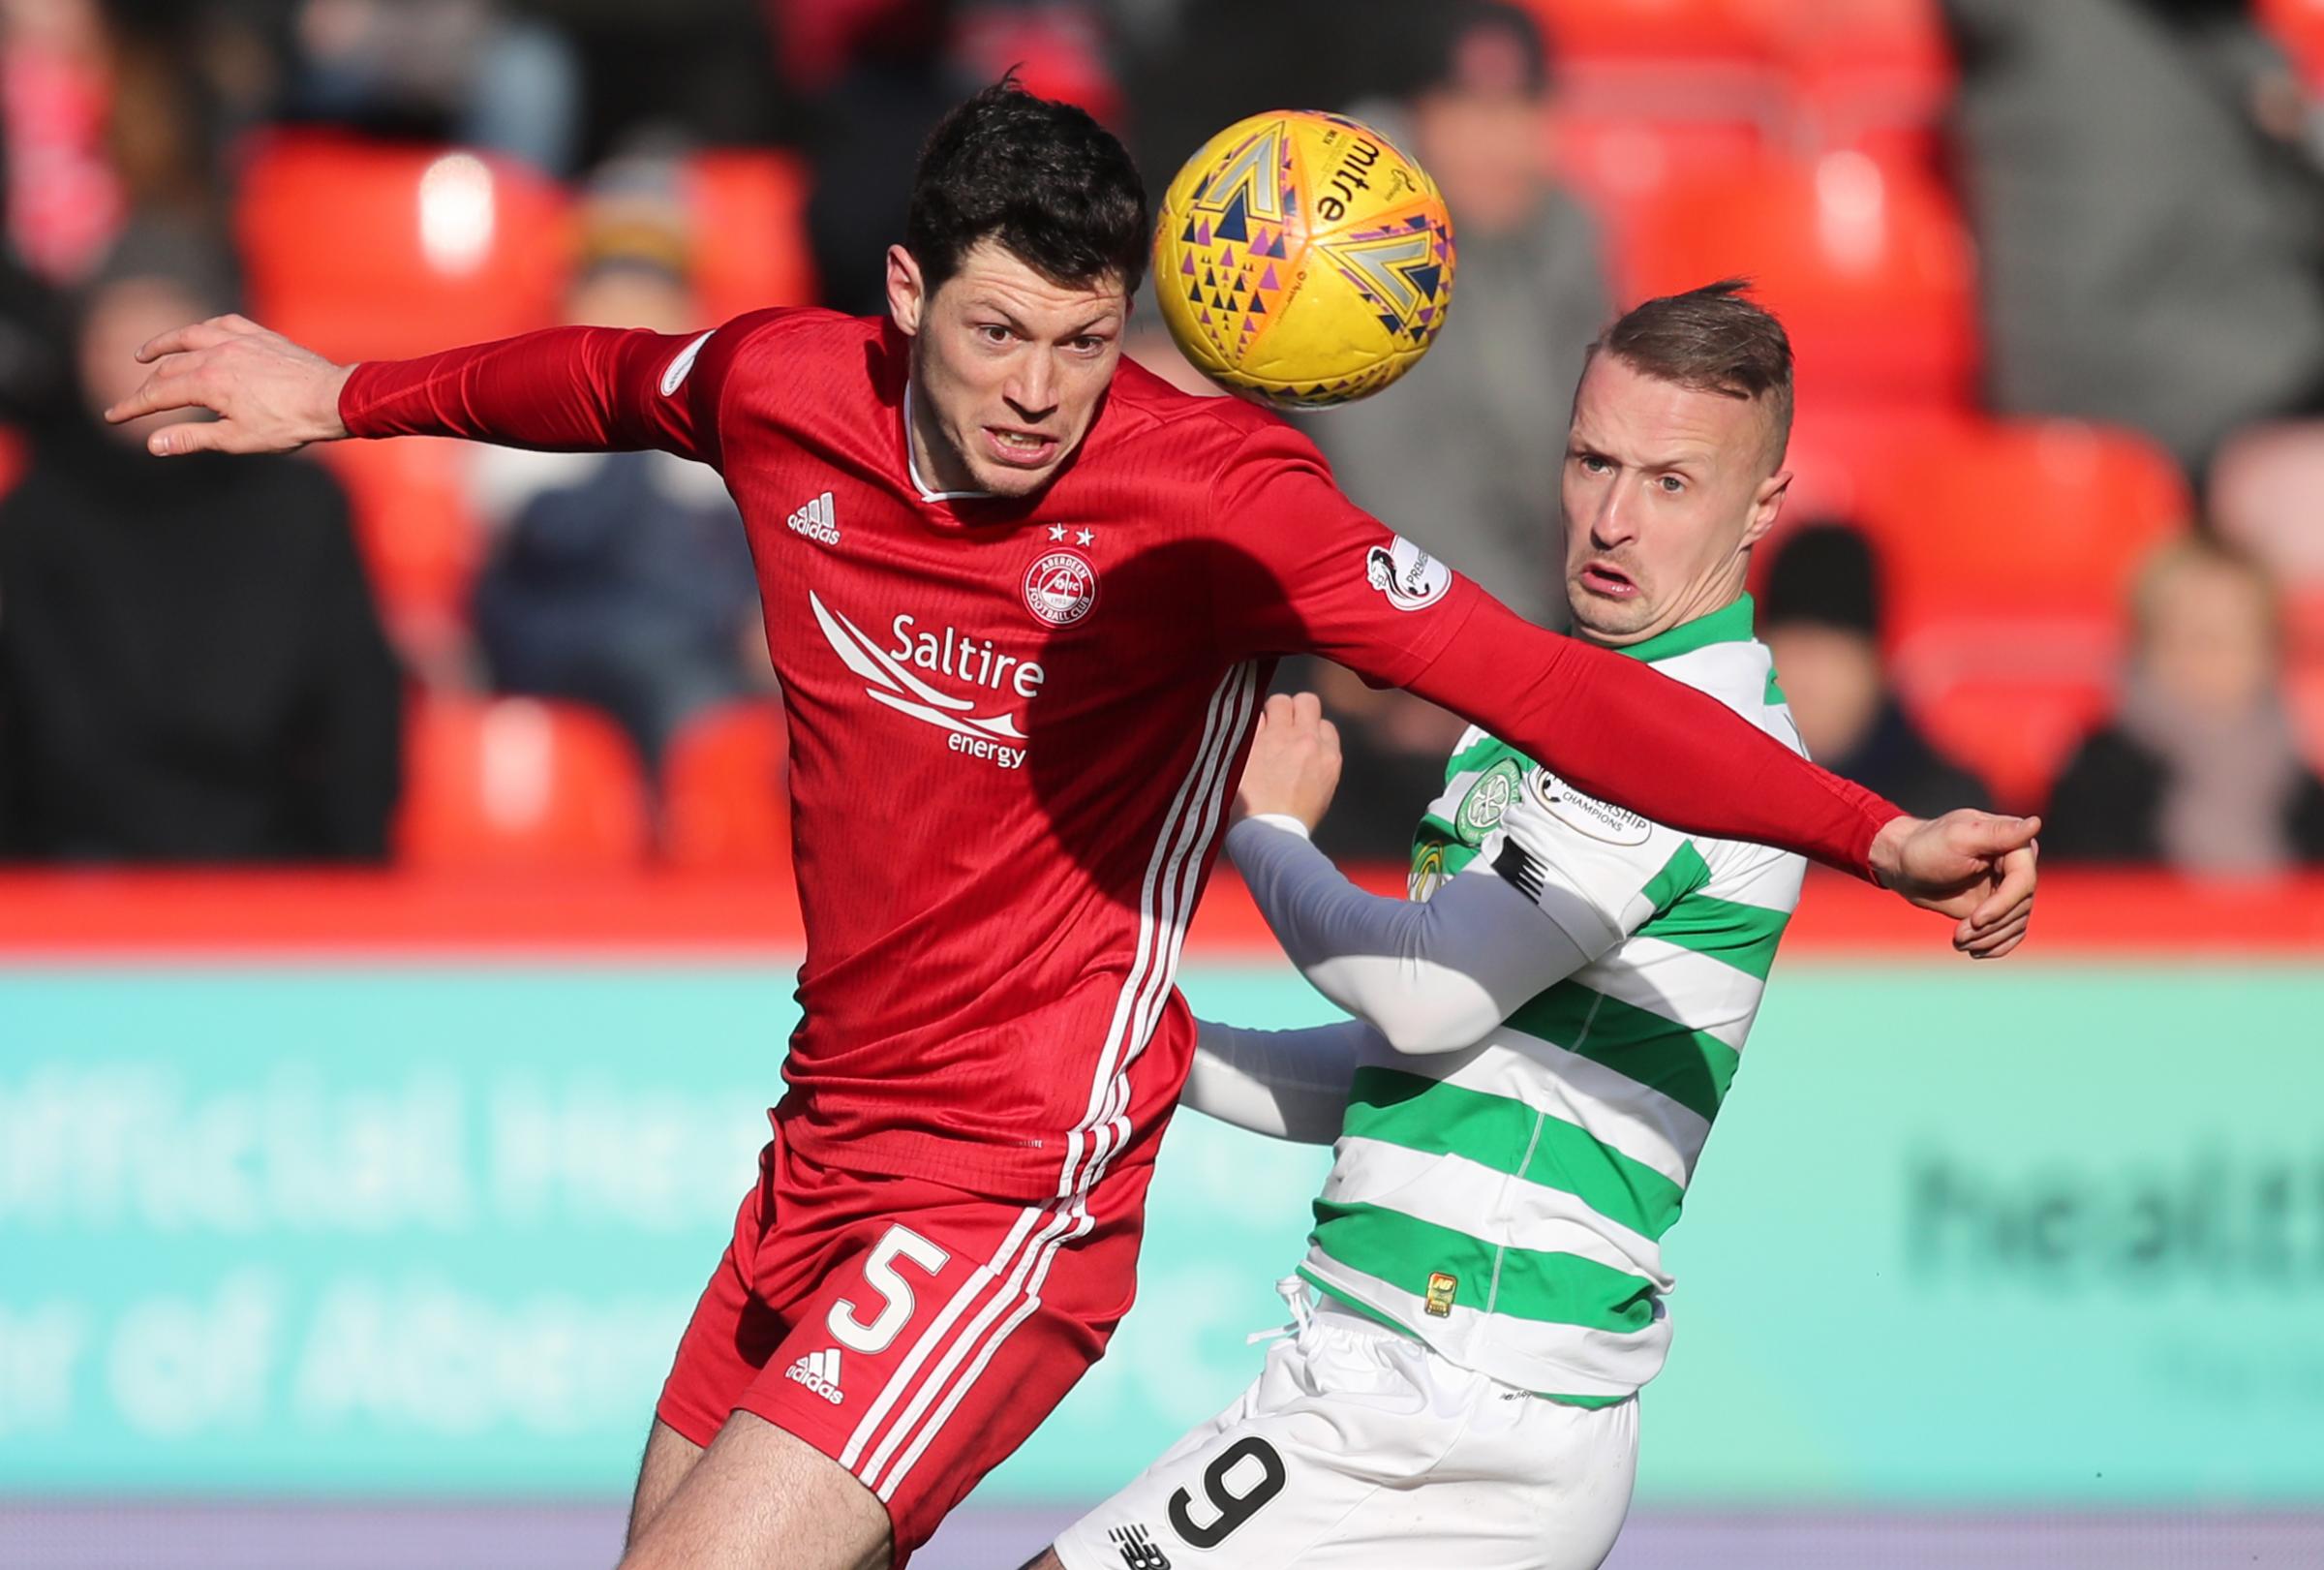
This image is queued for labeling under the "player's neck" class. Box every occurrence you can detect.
[1576,586,1752,656]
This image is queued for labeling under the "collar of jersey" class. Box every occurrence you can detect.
[1607,593,1758,663]
[902,382,998,504]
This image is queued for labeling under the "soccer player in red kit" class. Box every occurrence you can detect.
[109,83,2034,1570]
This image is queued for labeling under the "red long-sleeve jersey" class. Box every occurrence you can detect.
[341,309,1900,1201]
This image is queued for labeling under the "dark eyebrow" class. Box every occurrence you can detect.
[968,301,1032,335]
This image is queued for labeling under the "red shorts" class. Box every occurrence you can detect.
[656,1116,1152,1563]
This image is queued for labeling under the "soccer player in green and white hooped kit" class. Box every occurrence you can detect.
[1039,282,2037,1570]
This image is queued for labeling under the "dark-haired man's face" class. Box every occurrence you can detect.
[887,237,1126,500]
[1561,353,1789,645]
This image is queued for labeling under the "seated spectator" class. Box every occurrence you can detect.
[0,218,402,861]
[469,147,768,770]
[2044,535,2324,872]
[2207,416,2324,590]
[1760,522,1996,818]
[280,0,582,176]
[1943,0,2324,477]
[3,0,126,281]
[1300,0,1610,630]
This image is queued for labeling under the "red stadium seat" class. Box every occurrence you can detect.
[660,700,792,871]
[0,425,24,505]
[2291,652,2324,774]
[1776,416,2187,812]
[1891,616,2121,813]
[2260,0,2324,91]
[1621,148,1976,406]
[1523,0,1783,187]
[316,437,482,672]
[1518,0,1768,63]
[1550,111,1765,243]
[396,696,651,871]
[1762,397,1954,529]
[235,131,572,363]
[1522,0,1953,167]
[1849,417,2192,631]
[2287,589,2324,773]
[685,149,818,324]
[1755,0,1955,153]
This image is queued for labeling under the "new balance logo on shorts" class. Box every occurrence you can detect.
[785,1347,845,1405]
[1107,1524,1171,1570]
[788,490,841,545]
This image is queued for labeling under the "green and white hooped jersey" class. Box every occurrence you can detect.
[1299,596,1806,1404]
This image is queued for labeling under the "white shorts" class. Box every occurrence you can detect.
[1053,1292,1638,1570]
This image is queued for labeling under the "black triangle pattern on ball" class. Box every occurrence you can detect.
[1213,188,1251,245]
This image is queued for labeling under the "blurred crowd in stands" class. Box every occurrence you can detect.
[2,0,2323,877]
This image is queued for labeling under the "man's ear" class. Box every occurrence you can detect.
[1743,468,1791,550]
[886,245,927,337]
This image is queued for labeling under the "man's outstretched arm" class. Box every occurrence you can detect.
[1410,590,2039,957]
[105,313,776,466]
[1181,1016,1368,1143]
[1208,424,2039,954]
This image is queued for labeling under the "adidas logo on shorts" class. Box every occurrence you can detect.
[784,1346,845,1405]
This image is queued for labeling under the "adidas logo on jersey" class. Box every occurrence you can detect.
[784,1347,845,1405]
[788,491,841,546]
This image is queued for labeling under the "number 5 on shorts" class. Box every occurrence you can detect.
[828,1224,951,1354]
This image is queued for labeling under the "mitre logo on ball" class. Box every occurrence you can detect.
[1154,108,1456,410]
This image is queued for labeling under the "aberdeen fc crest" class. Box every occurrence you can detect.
[1024,550,1099,626]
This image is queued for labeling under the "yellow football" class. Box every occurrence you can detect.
[1153,109,1456,410]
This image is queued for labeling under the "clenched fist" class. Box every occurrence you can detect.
[1234,692,1343,833]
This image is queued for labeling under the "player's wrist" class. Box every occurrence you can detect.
[1231,812,1313,842]
[321,361,358,443]
[1866,816,1920,891]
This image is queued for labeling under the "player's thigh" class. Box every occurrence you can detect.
[1322,1385,1639,1570]
[1053,1315,1637,1570]
[737,1192,1138,1559]
[1049,1396,1359,1570]
[625,1417,705,1549]
[1050,1326,1422,1570]
[617,1408,889,1570]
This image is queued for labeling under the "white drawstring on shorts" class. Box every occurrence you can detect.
[1246,1274,1315,1346]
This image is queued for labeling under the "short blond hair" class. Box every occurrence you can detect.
[1585,279,1793,472]
[2131,534,2281,649]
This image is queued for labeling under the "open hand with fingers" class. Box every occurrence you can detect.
[1234,693,1343,834]
[1869,810,2041,959]
[104,315,354,457]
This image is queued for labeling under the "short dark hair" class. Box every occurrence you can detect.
[1589,280,1793,469]
[905,77,1150,298]
[1415,1,1551,100]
